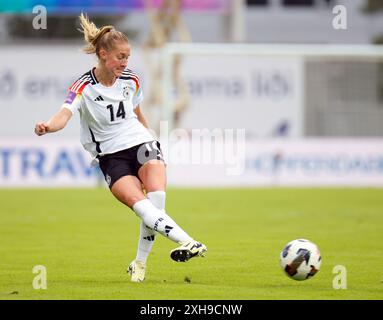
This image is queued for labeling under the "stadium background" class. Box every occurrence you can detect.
[0,0,382,300]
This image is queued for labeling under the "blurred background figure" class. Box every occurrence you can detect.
[142,0,192,132]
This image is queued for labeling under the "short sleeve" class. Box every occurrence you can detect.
[62,90,83,114]
[132,86,143,109]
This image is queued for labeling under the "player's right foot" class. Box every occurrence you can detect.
[170,240,207,262]
[127,260,146,282]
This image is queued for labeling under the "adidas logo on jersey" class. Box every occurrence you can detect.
[94,95,104,101]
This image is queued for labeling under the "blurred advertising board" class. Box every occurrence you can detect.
[0,45,303,138]
[167,138,383,187]
[1,138,382,187]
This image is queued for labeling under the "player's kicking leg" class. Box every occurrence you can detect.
[138,160,207,263]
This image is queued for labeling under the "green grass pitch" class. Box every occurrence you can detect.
[0,188,382,300]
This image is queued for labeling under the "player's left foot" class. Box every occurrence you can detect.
[127,260,146,282]
[170,240,207,262]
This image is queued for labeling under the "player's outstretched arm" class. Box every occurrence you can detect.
[34,108,72,136]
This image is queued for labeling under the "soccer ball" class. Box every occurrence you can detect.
[279,239,322,281]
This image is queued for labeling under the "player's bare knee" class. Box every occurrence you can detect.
[119,194,145,208]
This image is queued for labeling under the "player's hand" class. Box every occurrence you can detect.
[34,122,49,136]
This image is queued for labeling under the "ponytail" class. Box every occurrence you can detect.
[78,13,129,56]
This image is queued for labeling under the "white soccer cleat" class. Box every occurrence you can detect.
[127,260,146,282]
[170,240,207,262]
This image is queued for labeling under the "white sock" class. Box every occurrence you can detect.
[133,199,192,244]
[147,191,166,211]
[135,191,166,263]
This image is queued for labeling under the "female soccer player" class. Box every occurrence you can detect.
[34,14,207,283]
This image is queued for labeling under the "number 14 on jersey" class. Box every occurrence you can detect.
[106,101,126,122]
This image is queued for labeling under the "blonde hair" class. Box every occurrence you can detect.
[78,13,129,57]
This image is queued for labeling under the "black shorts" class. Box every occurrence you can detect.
[98,141,164,188]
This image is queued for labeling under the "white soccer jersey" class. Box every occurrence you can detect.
[62,68,154,162]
